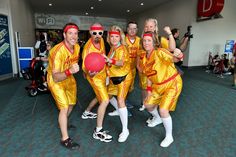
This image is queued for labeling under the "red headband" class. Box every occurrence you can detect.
[64,25,79,33]
[143,33,152,38]
[109,31,120,35]
[90,26,104,30]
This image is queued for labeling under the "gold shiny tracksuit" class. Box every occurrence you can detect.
[47,42,80,109]
[137,37,169,89]
[82,38,109,103]
[107,45,132,99]
[125,35,141,92]
[143,48,182,111]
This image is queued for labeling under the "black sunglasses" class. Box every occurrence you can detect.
[92,32,103,36]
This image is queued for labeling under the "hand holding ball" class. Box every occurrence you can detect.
[84,52,105,72]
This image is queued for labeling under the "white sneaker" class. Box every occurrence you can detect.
[146,117,153,124]
[43,82,47,87]
[147,116,162,127]
[93,128,113,143]
[160,136,174,147]
[108,110,119,116]
[118,130,129,142]
[81,111,97,119]
[139,105,145,111]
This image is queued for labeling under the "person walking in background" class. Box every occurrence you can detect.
[47,23,80,150]
[36,41,54,91]
[171,28,189,52]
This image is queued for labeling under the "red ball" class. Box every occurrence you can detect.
[84,52,105,72]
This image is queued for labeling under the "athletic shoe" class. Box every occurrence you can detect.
[160,136,174,148]
[38,85,47,91]
[118,129,129,142]
[146,117,153,124]
[139,105,145,111]
[93,128,112,143]
[147,116,163,127]
[217,75,224,78]
[108,110,119,116]
[60,138,80,150]
[81,111,97,119]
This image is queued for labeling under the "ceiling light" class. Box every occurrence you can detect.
[127,10,130,12]
[90,6,94,10]
[140,2,144,6]
[98,0,102,1]
[49,3,52,6]
[85,12,89,15]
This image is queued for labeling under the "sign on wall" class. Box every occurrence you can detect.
[197,0,224,22]
[35,13,127,31]
[0,14,12,75]
[224,40,234,53]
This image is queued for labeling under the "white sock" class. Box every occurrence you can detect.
[109,97,118,110]
[162,116,173,138]
[149,107,161,120]
[118,107,128,132]
[96,127,103,132]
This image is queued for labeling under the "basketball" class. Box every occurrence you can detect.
[84,52,105,72]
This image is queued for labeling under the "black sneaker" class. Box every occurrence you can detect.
[93,128,112,143]
[60,138,80,150]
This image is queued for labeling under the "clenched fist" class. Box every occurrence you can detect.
[69,63,80,74]
[163,26,172,35]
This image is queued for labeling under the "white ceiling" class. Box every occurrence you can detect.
[28,0,171,18]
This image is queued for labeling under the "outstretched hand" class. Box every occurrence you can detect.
[102,54,111,63]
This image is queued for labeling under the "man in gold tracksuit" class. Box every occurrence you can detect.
[82,23,112,142]
[47,23,80,150]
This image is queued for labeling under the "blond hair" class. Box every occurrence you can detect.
[107,25,126,46]
[142,18,161,47]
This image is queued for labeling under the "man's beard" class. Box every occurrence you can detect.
[94,37,101,43]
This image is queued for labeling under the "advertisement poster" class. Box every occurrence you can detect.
[224,40,234,53]
[0,14,12,75]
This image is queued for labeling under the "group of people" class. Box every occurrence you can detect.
[206,53,235,78]
[46,18,189,150]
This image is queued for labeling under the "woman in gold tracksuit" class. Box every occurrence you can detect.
[141,31,183,148]
[104,25,132,143]
[137,18,176,111]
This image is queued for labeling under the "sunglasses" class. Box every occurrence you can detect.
[92,32,103,36]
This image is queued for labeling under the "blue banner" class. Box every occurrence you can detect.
[224,40,235,53]
[0,14,12,75]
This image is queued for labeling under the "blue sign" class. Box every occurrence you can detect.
[224,40,235,53]
[0,14,12,75]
